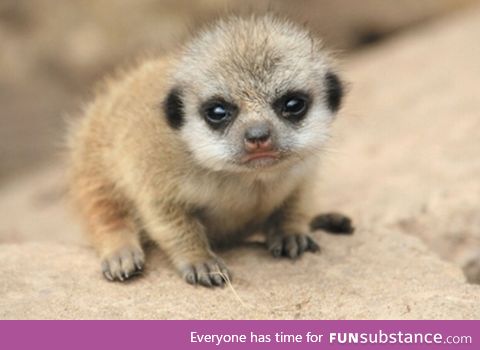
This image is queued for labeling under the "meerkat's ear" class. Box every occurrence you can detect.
[163,88,184,129]
[325,71,344,113]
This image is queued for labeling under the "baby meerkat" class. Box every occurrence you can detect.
[68,15,349,287]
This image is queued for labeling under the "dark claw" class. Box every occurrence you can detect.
[115,270,125,281]
[284,235,299,258]
[296,234,309,253]
[184,267,197,285]
[271,246,282,257]
[268,233,320,259]
[206,261,226,286]
[307,236,320,252]
[211,273,224,286]
[102,266,114,281]
[196,264,213,287]
[220,267,231,284]
[133,251,145,270]
[181,258,230,288]
[101,247,145,282]
[267,235,283,257]
[198,277,213,287]
[310,212,354,234]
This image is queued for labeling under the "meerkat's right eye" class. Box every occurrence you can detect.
[208,105,227,121]
[201,99,238,129]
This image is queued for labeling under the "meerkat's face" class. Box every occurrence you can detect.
[163,16,344,173]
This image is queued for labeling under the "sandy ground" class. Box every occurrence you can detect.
[1,5,480,319]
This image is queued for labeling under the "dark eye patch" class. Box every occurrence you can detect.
[200,97,238,130]
[163,88,184,129]
[272,91,311,123]
[325,71,343,113]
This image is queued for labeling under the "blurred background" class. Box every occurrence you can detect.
[0,0,477,183]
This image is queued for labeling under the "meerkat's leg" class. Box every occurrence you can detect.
[139,201,230,287]
[265,190,320,259]
[74,180,145,281]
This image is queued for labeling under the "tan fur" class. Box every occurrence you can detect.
[67,15,342,286]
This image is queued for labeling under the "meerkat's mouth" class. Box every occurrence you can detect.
[241,151,281,168]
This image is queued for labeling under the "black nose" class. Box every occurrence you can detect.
[244,124,271,144]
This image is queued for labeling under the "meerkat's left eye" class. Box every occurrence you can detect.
[273,92,310,122]
[285,98,306,114]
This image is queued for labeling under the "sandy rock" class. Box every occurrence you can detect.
[0,232,478,319]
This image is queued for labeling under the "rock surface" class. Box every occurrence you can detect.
[1,6,480,319]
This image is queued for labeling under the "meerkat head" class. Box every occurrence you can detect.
[163,15,344,173]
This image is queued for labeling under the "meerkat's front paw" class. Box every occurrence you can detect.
[101,246,145,282]
[267,233,320,259]
[179,257,231,288]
